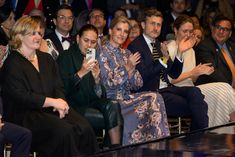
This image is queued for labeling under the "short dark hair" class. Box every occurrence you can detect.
[0,7,14,23]
[211,15,233,28]
[77,24,98,37]
[139,8,163,22]
[55,4,73,18]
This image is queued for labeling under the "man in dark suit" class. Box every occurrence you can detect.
[44,4,76,55]
[195,15,235,89]
[128,8,208,131]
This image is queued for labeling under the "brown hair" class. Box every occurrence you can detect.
[9,16,43,50]
[109,16,130,30]
[173,14,194,30]
[139,8,163,22]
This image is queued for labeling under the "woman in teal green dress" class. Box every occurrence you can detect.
[57,24,122,146]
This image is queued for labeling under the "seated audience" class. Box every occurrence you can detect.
[97,16,170,146]
[195,15,235,90]
[57,24,123,146]
[1,16,98,157]
[167,15,235,127]
[128,8,208,131]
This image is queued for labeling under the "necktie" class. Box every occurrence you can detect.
[221,47,235,88]
[151,42,161,61]
[151,43,172,86]
[61,36,71,43]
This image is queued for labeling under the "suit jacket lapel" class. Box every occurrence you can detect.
[140,35,154,62]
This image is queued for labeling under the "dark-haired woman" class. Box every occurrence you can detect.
[57,24,123,146]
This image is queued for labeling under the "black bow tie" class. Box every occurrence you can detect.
[61,36,71,42]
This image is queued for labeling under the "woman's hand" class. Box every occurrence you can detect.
[178,35,197,54]
[191,63,214,78]
[91,61,100,84]
[44,98,70,119]
[125,52,141,77]
[77,58,97,78]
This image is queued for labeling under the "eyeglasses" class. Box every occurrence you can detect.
[57,15,74,21]
[215,25,231,32]
[90,14,104,19]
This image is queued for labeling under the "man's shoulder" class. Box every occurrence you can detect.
[128,35,145,48]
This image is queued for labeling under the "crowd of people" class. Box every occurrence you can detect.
[0,0,235,156]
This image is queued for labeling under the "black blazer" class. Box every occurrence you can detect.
[195,36,235,85]
[128,35,183,91]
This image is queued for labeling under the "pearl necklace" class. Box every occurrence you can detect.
[17,49,37,62]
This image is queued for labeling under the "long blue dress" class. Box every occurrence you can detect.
[97,41,170,145]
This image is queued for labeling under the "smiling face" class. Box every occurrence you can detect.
[109,22,129,47]
[211,20,232,45]
[77,30,98,55]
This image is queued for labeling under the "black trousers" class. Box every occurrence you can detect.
[0,122,32,157]
[160,86,208,130]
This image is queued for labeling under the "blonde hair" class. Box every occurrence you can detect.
[9,16,43,50]
[109,16,130,30]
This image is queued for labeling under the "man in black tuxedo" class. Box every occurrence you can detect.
[128,8,208,131]
[44,4,76,55]
[195,15,235,88]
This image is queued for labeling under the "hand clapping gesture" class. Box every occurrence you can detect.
[125,52,141,77]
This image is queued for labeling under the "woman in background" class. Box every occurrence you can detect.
[97,16,170,145]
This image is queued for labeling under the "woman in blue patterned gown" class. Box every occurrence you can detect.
[97,16,170,145]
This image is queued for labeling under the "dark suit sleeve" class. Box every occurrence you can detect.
[195,40,229,83]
